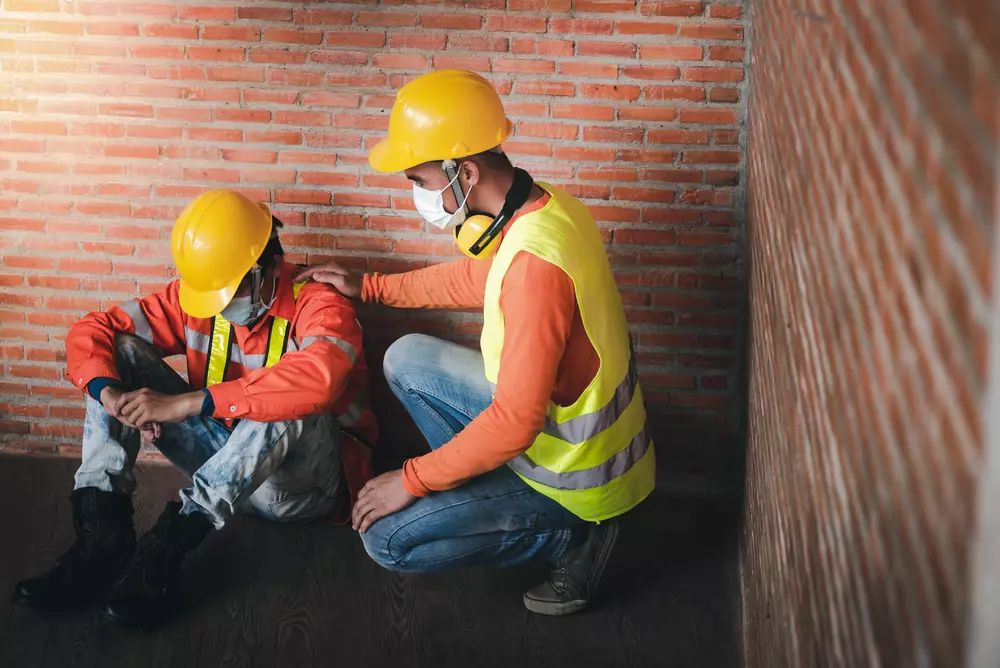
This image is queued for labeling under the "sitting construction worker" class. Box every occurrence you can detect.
[298,70,655,616]
[12,189,375,630]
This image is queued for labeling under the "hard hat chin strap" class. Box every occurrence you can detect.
[249,265,264,314]
[441,159,471,222]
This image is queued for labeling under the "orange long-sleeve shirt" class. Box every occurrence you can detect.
[362,195,601,497]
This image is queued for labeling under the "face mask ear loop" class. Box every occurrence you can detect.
[442,160,471,218]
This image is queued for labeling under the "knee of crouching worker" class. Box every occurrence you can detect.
[359,522,401,571]
[382,333,433,389]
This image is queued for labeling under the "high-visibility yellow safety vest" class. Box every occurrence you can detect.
[205,282,305,387]
[482,184,656,522]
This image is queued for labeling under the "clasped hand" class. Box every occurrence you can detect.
[100,386,204,443]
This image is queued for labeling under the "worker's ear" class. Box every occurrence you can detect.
[460,159,481,189]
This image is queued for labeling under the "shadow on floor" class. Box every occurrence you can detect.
[0,453,741,668]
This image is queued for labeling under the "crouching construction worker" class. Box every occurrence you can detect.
[297,70,655,616]
[12,189,376,629]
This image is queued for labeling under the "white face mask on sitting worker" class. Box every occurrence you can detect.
[412,171,472,230]
[220,268,277,327]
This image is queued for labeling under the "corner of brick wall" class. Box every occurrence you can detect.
[742,0,998,665]
[0,0,748,457]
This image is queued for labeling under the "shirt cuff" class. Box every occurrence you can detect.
[68,362,120,392]
[199,389,215,417]
[360,273,380,305]
[207,381,249,419]
[86,377,120,401]
[401,458,431,497]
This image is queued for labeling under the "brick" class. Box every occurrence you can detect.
[389,34,449,50]
[142,23,198,39]
[574,0,636,12]
[294,10,353,25]
[494,59,555,74]
[275,111,331,127]
[187,45,245,62]
[619,149,677,163]
[433,56,492,72]
[221,149,278,164]
[333,193,391,208]
[550,18,613,34]
[307,213,365,229]
[239,7,292,21]
[11,120,66,135]
[622,64,682,80]
[581,84,642,101]
[709,46,745,62]
[684,67,744,83]
[201,26,260,41]
[300,172,359,187]
[681,150,739,164]
[615,20,678,34]
[182,167,240,183]
[250,48,308,65]
[558,62,619,78]
[509,0,570,9]
[130,44,184,59]
[518,122,578,140]
[186,127,242,142]
[710,87,741,103]
[274,190,331,205]
[146,65,204,81]
[579,167,638,181]
[485,16,547,32]
[679,24,743,40]
[552,104,615,121]
[644,85,705,101]
[640,0,703,16]
[679,109,738,124]
[357,12,417,27]
[206,67,264,83]
[85,22,140,36]
[584,126,643,143]
[178,6,235,19]
[215,109,272,123]
[678,231,733,246]
[504,141,554,157]
[326,32,387,48]
[372,54,428,69]
[420,14,482,29]
[265,28,323,45]
[640,45,704,61]
[450,36,509,52]
[515,81,575,97]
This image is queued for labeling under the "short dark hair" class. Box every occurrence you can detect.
[257,216,284,268]
[468,148,512,170]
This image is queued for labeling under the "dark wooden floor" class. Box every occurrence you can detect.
[0,453,741,668]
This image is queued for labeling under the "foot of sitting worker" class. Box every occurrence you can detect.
[12,488,136,612]
[101,501,212,630]
[523,519,620,616]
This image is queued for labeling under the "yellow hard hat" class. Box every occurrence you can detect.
[171,189,273,318]
[369,70,514,173]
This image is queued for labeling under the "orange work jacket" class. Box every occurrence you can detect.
[66,260,376,522]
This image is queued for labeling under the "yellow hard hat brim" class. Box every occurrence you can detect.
[368,119,516,173]
[178,273,243,319]
[368,136,412,174]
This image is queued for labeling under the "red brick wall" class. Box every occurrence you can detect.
[743,1,997,666]
[0,1,747,455]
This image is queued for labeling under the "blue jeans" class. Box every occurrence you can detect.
[360,334,587,572]
[74,335,343,528]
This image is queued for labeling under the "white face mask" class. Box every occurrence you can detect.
[412,171,472,230]
[220,270,277,327]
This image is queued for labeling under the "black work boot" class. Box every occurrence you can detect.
[12,488,136,611]
[101,501,212,630]
[523,519,620,616]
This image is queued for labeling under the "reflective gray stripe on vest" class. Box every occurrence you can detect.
[508,425,651,491]
[543,360,639,445]
[301,335,357,364]
[185,326,265,370]
[185,327,210,354]
[118,299,154,345]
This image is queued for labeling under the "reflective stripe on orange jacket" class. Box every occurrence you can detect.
[65,260,377,518]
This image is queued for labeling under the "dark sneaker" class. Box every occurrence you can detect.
[102,501,211,630]
[523,519,619,616]
[12,488,135,611]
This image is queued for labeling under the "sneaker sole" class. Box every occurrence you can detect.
[522,520,621,617]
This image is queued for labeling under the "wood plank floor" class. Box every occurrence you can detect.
[0,454,741,668]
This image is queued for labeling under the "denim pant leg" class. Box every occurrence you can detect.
[180,412,343,528]
[74,334,224,495]
[361,334,586,572]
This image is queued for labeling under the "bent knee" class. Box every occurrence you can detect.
[382,333,438,387]
[360,522,405,571]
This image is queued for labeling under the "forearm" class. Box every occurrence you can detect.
[361,259,487,309]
